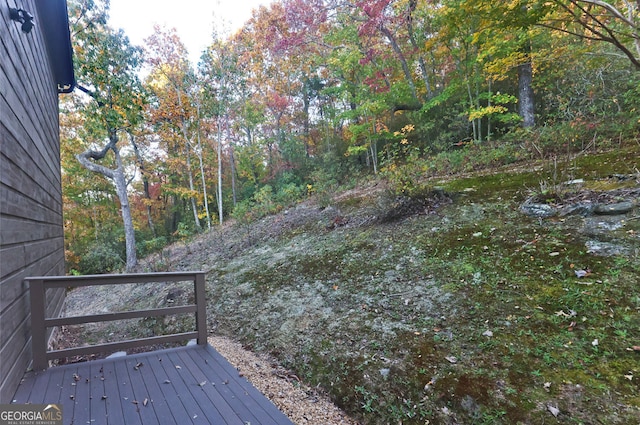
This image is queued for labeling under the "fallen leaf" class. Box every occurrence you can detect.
[547,405,560,417]
[575,269,591,278]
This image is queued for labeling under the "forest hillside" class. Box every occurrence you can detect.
[62,0,640,275]
[59,0,640,422]
[63,145,639,424]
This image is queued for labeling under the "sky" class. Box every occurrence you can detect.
[108,0,268,64]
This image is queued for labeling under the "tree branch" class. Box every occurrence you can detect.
[577,0,638,29]
[76,84,105,107]
[76,148,115,179]
[76,131,119,180]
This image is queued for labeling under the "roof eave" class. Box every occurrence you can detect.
[36,0,75,94]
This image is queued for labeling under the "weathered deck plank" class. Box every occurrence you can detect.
[12,345,295,425]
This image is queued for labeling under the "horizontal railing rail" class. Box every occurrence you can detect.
[27,271,207,371]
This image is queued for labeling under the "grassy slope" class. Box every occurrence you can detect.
[102,147,640,424]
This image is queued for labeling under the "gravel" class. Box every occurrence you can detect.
[208,336,359,425]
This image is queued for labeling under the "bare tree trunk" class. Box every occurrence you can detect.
[518,61,535,128]
[229,144,237,207]
[185,144,201,229]
[113,148,137,271]
[519,28,535,128]
[129,132,156,237]
[176,88,201,230]
[216,115,224,226]
[406,0,432,98]
[76,133,137,271]
[370,119,378,174]
[380,25,419,105]
[195,105,211,230]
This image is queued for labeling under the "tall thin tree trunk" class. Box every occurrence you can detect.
[487,79,493,142]
[466,81,478,141]
[406,0,432,98]
[176,88,201,229]
[185,145,201,229]
[370,119,378,174]
[519,29,535,128]
[113,148,137,271]
[518,61,535,128]
[229,144,237,206]
[217,115,224,226]
[195,104,211,230]
[380,25,419,105]
[129,132,156,237]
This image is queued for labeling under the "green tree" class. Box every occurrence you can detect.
[69,0,146,271]
[145,25,208,231]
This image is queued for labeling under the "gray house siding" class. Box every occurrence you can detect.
[1,0,73,402]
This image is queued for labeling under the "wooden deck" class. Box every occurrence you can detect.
[12,344,295,425]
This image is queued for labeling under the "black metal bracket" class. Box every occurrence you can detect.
[9,7,34,34]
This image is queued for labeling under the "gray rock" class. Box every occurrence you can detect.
[585,240,630,256]
[594,201,634,215]
[520,203,556,218]
[558,202,594,217]
[582,216,626,235]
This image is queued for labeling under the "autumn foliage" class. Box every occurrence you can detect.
[62,0,639,273]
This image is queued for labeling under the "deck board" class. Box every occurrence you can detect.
[12,344,295,425]
[171,349,240,424]
[143,353,193,424]
[101,360,126,425]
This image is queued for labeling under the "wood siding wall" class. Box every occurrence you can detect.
[1,0,67,402]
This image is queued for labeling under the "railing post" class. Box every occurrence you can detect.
[28,278,47,371]
[194,272,207,345]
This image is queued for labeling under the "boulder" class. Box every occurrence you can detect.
[594,201,634,215]
[520,203,555,218]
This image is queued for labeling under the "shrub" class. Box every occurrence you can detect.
[276,182,304,205]
[137,236,168,258]
[231,199,255,224]
[78,242,124,274]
